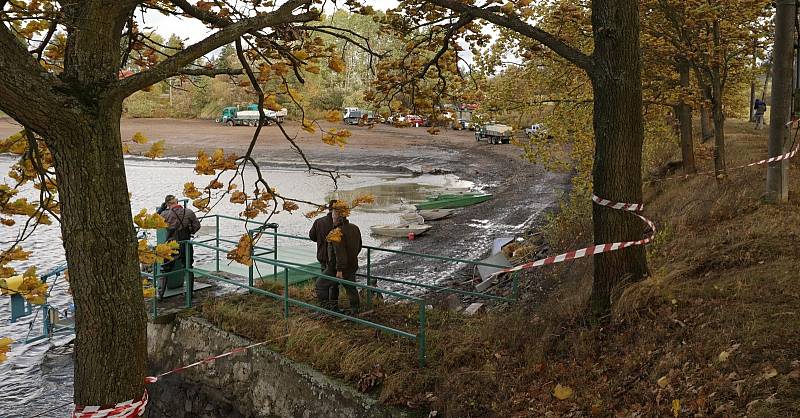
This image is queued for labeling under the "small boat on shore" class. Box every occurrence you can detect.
[415,194,493,210]
[370,223,432,237]
[418,208,456,221]
[400,212,426,223]
[399,209,455,222]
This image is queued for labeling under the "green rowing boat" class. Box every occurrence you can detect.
[415,193,493,210]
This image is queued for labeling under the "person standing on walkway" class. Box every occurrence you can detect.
[160,196,201,297]
[754,98,767,130]
[309,201,337,307]
[321,202,363,314]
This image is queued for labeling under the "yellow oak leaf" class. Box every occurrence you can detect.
[131,132,149,144]
[553,384,573,400]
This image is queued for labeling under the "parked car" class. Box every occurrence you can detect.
[406,114,425,126]
[387,114,406,124]
[523,123,553,139]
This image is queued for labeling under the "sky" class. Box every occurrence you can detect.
[140,0,401,45]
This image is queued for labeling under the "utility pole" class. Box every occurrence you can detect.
[766,0,796,202]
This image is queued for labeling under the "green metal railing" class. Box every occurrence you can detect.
[146,214,520,366]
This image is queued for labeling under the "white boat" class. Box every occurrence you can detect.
[400,212,426,223]
[370,223,432,238]
[441,186,471,193]
[417,208,455,221]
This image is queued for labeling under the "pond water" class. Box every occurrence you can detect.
[0,155,471,416]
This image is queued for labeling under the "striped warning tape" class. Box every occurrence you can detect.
[646,135,799,184]
[481,132,800,286]
[72,390,148,418]
[475,194,656,291]
[70,332,295,417]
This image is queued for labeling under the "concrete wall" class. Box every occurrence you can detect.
[147,317,408,418]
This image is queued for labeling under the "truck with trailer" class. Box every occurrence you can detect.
[343,107,379,125]
[475,122,514,144]
[217,104,287,126]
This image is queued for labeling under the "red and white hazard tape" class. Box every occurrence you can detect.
[71,333,293,417]
[72,390,148,418]
[647,141,799,184]
[479,137,800,289]
[476,195,656,291]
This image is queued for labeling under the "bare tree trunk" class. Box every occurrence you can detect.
[710,20,726,175]
[762,60,772,101]
[699,86,714,143]
[750,40,757,122]
[766,0,795,202]
[676,58,696,174]
[589,0,648,316]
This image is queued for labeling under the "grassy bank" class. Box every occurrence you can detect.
[198,120,799,416]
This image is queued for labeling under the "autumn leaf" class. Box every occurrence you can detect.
[138,239,156,265]
[0,337,12,363]
[282,201,299,213]
[195,150,215,175]
[325,110,341,123]
[326,227,343,243]
[306,65,321,74]
[18,276,48,305]
[293,50,309,60]
[131,132,149,144]
[183,182,202,199]
[193,197,210,212]
[207,179,224,190]
[672,399,680,417]
[154,241,180,262]
[0,246,31,265]
[227,234,253,266]
[142,287,155,298]
[301,119,316,133]
[553,384,573,400]
[328,56,346,73]
[144,140,166,159]
[133,209,168,229]
[304,207,326,219]
[230,191,247,204]
[351,194,375,208]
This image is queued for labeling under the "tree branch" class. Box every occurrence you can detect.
[425,0,594,72]
[112,0,317,98]
[0,23,75,137]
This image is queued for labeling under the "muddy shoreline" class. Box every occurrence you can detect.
[1,117,571,295]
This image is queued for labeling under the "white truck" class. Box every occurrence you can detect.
[343,107,378,125]
[475,122,514,144]
[218,106,287,126]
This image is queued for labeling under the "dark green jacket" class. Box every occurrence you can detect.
[324,220,362,276]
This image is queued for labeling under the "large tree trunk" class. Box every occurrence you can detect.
[710,77,727,175]
[589,0,648,316]
[47,104,147,406]
[699,99,714,143]
[766,0,795,202]
[54,3,146,407]
[676,58,696,174]
[710,20,726,175]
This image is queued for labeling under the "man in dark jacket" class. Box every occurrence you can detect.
[308,201,336,270]
[160,196,201,297]
[320,206,362,313]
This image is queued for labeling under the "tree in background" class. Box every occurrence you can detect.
[642,0,772,176]
[379,0,647,315]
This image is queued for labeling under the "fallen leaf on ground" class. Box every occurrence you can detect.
[553,384,573,400]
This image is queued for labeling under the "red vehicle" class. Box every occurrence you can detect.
[406,114,425,126]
